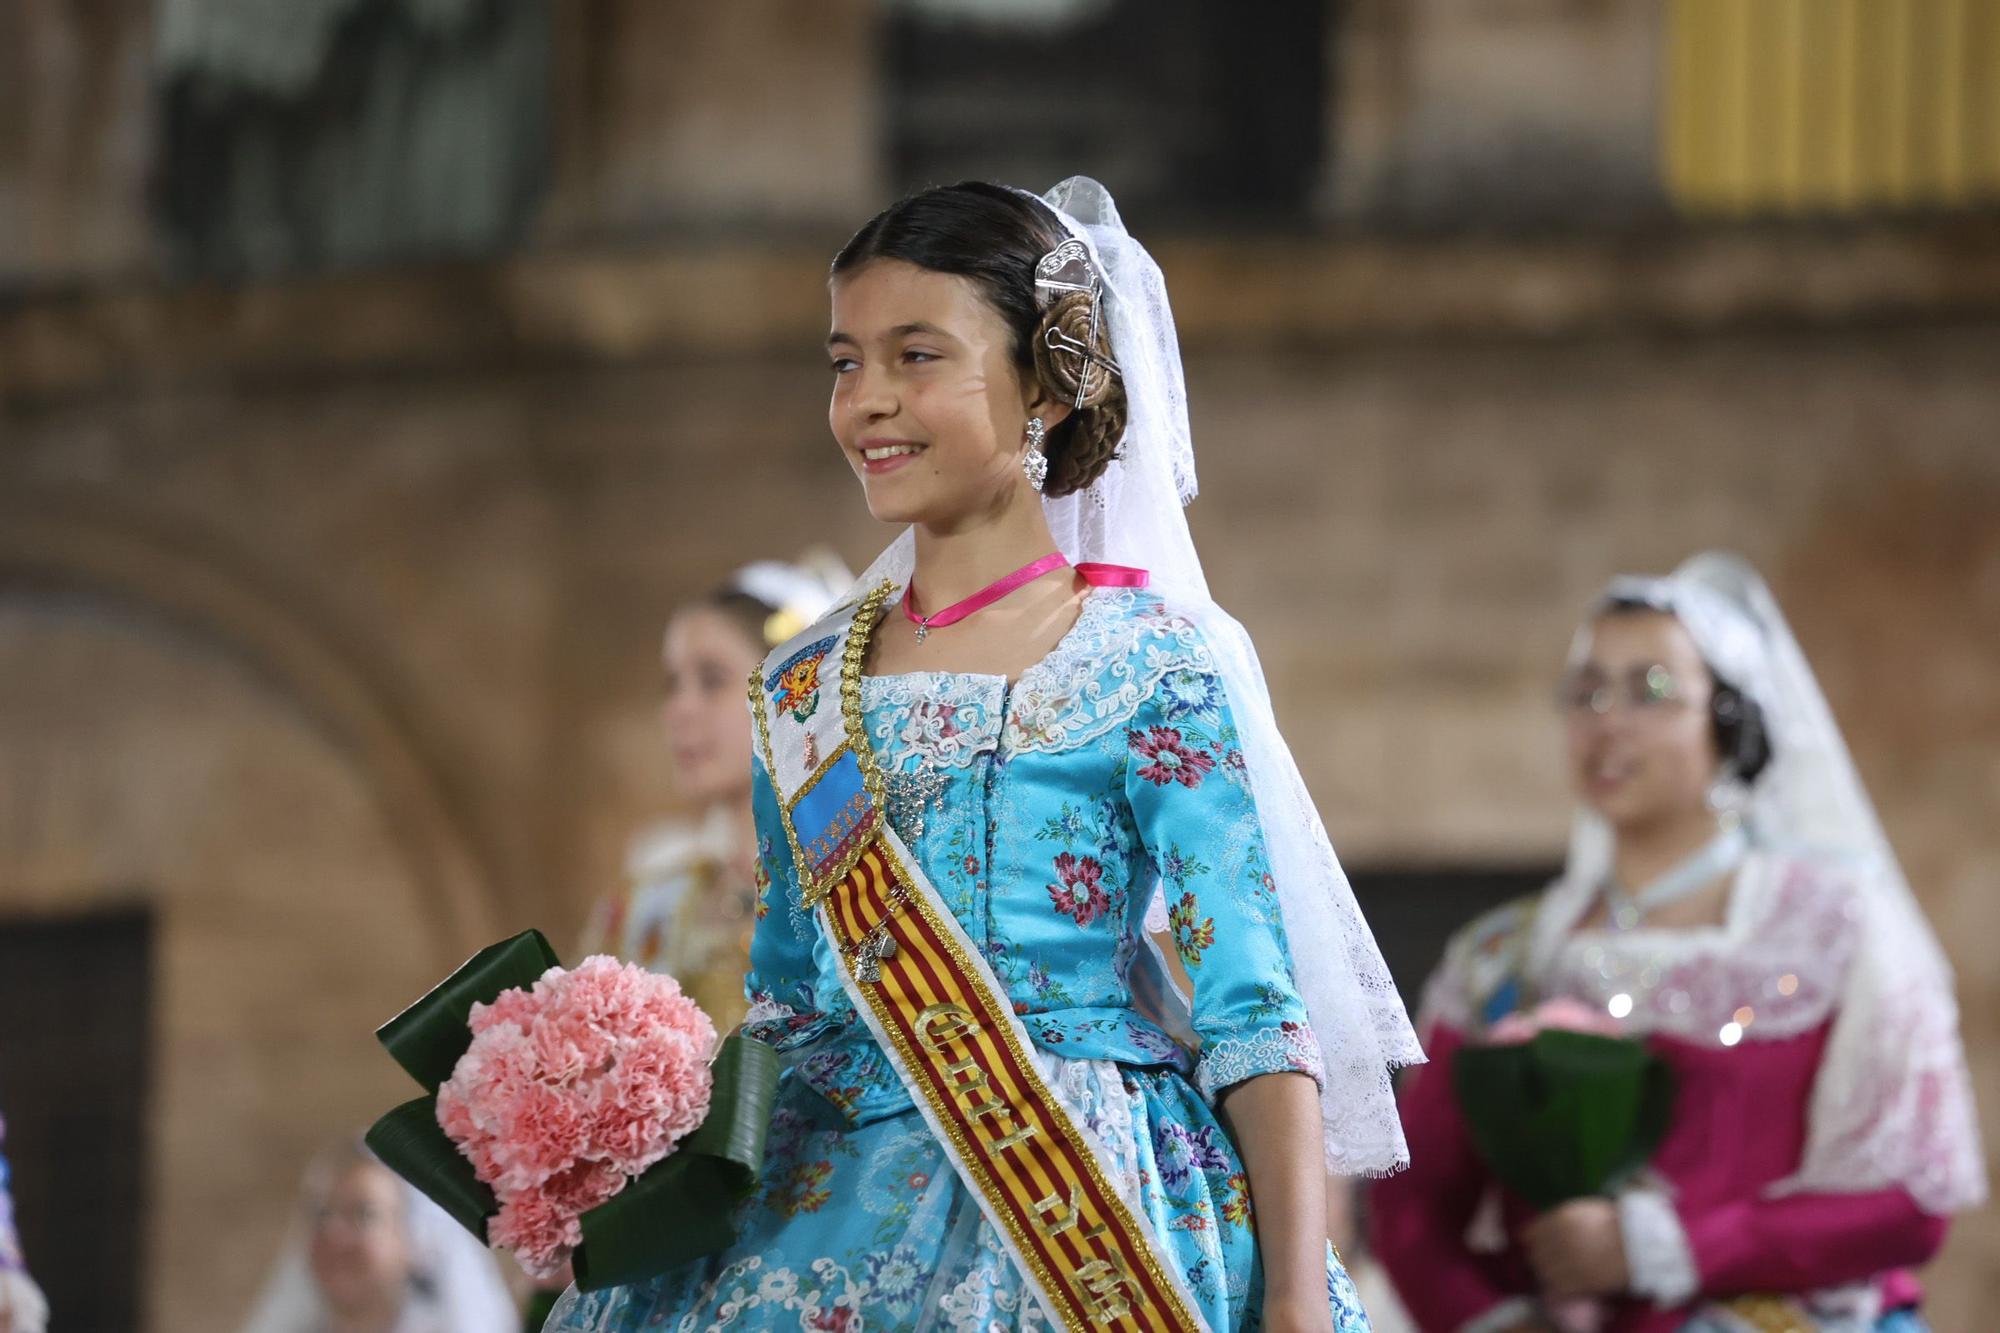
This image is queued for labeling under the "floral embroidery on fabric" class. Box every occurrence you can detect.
[798,1046,872,1118]
[753,842,773,922]
[767,636,836,723]
[1168,891,1216,966]
[1158,843,1210,893]
[1157,666,1224,723]
[771,1159,834,1217]
[860,1245,927,1317]
[1033,795,1126,869]
[1047,851,1111,926]
[1129,725,1217,788]
[1022,955,1076,1008]
[1220,1172,1254,1228]
[1153,1120,1232,1190]
[1246,983,1290,1024]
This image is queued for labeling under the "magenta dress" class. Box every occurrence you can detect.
[1372,852,1979,1333]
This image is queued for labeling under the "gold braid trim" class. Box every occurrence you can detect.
[748,583,898,910]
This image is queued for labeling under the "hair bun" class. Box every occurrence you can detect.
[1032,292,1118,411]
[1031,291,1128,497]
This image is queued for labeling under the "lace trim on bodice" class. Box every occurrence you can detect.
[857,591,1220,773]
[1430,855,1861,1046]
[1005,591,1216,755]
[859,673,1004,771]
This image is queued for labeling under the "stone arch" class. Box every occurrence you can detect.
[0,490,504,956]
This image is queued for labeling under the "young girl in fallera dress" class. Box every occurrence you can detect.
[544,179,1422,1332]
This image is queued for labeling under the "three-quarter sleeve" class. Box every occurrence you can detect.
[741,751,830,1053]
[1120,662,1323,1100]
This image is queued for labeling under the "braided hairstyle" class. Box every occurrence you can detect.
[831,182,1127,498]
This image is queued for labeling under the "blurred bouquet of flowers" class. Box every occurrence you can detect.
[368,931,776,1291]
[1454,998,1676,1332]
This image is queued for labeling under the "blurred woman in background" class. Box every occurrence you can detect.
[1372,553,1985,1333]
[579,556,848,1028]
[239,1138,516,1333]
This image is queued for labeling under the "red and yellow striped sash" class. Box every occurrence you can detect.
[824,840,1206,1333]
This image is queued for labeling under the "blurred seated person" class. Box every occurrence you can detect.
[240,1137,517,1333]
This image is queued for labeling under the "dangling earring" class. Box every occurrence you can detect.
[1022,417,1048,492]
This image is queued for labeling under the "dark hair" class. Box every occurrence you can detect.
[1601,599,1773,784]
[831,181,1126,498]
[689,588,776,652]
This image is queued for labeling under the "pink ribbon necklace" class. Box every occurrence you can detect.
[901,553,1148,642]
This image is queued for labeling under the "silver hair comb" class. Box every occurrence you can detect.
[1033,239,1121,408]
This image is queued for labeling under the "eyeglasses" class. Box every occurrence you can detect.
[309,1200,393,1235]
[1557,664,1700,717]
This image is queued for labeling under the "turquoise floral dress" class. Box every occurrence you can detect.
[546,589,1371,1332]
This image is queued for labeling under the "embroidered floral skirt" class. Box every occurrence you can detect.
[544,1053,1371,1332]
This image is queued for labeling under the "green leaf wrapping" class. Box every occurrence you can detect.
[1451,1029,1677,1211]
[366,931,780,1285]
[378,930,561,1090]
[366,1095,497,1238]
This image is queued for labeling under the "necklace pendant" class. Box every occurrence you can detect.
[914,619,929,644]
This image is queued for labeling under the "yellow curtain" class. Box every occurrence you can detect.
[1664,0,2000,214]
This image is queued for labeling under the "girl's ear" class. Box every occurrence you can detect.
[1022,382,1074,433]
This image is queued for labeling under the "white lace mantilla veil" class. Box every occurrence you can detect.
[840,176,1423,1175]
[238,1149,518,1333]
[1554,552,1986,1216]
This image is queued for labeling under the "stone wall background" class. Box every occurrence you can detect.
[2,2,1994,1328]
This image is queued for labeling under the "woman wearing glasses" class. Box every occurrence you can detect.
[1371,553,1984,1333]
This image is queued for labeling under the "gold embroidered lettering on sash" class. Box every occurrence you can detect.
[1076,1253,1141,1324]
[1032,1183,1083,1237]
[916,1001,979,1050]
[932,1026,1039,1148]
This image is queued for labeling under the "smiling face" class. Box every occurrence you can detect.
[827,258,1066,529]
[1562,610,1721,833]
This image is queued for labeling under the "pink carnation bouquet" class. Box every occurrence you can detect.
[367,930,777,1292]
[436,956,716,1278]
